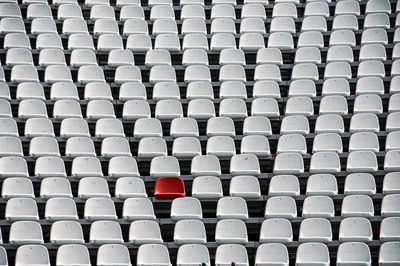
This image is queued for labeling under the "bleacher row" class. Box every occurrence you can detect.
[0,0,399,264]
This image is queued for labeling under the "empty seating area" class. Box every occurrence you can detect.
[0,0,399,264]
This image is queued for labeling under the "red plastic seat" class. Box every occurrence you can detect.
[154,176,185,199]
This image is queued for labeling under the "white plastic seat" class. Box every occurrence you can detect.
[361,28,388,45]
[145,49,171,67]
[305,1,329,17]
[108,49,134,67]
[181,5,205,20]
[123,198,156,220]
[295,47,321,64]
[255,243,288,266]
[296,243,330,266]
[356,77,384,95]
[333,15,358,31]
[15,245,50,266]
[206,136,236,157]
[324,62,352,80]
[219,49,245,66]
[380,217,400,241]
[97,244,131,266]
[150,5,174,21]
[215,244,249,266]
[149,65,176,84]
[24,118,55,138]
[136,244,171,266]
[126,34,152,51]
[285,96,314,116]
[109,156,139,179]
[45,197,78,221]
[29,137,60,158]
[341,195,374,218]
[184,65,211,83]
[349,132,379,153]
[153,19,178,36]
[379,242,400,265]
[182,49,208,66]
[0,157,28,178]
[18,99,47,120]
[269,174,299,196]
[216,197,248,220]
[78,65,105,84]
[273,153,304,175]
[211,4,235,19]
[277,134,306,154]
[306,174,337,196]
[254,64,281,81]
[230,154,260,176]
[6,48,33,66]
[90,5,114,21]
[350,113,380,133]
[97,34,124,52]
[93,19,119,36]
[11,65,39,83]
[386,108,400,129]
[10,221,43,245]
[191,155,221,176]
[63,18,88,35]
[119,83,146,101]
[265,196,297,219]
[335,0,359,15]
[389,94,400,113]
[357,60,385,78]
[0,18,25,34]
[51,221,84,244]
[192,176,223,199]
[68,34,94,50]
[329,30,356,47]
[297,31,324,48]
[383,172,400,195]
[337,242,371,266]
[219,81,247,99]
[4,33,30,50]
[365,0,391,14]
[150,156,180,177]
[210,33,236,51]
[240,18,266,34]
[302,16,327,32]
[339,217,372,242]
[0,137,23,157]
[183,34,208,50]
[239,33,265,51]
[215,219,248,244]
[321,78,350,96]
[302,195,334,218]
[170,117,199,138]
[211,18,236,35]
[50,83,79,101]
[65,137,96,157]
[187,99,216,119]
[240,135,271,157]
[243,116,272,136]
[251,98,280,117]
[39,49,66,67]
[85,83,112,102]
[154,34,180,51]
[272,3,297,18]
[122,100,151,120]
[155,99,183,120]
[31,18,57,35]
[123,19,148,36]
[359,44,387,62]
[172,137,201,158]
[229,175,260,198]
[381,194,400,217]
[347,151,378,173]
[186,82,213,100]
[259,218,292,243]
[72,157,103,178]
[115,177,147,199]
[78,177,110,199]
[181,19,206,35]
[5,197,39,221]
[60,118,90,138]
[176,244,210,266]
[300,218,332,243]
[44,65,73,84]
[256,48,282,65]
[101,136,132,157]
[58,4,83,20]
[206,117,235,137]
[0,3,21,18]
[174,220,206,245]
[114,66,141,85]
[281,115,310,135]
[138,137,167,158]
[0,118,18,137]
[171,197,202,221]
[90,221,123,245]
[40,177,72,198]
[56,245,90,266]
[312,133,343,153]
[241,3,265,19]
[2,177,33,199]
[326,46,353,63]
[84,197,117,221]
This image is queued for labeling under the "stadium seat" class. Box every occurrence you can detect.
[154,176,185,199]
